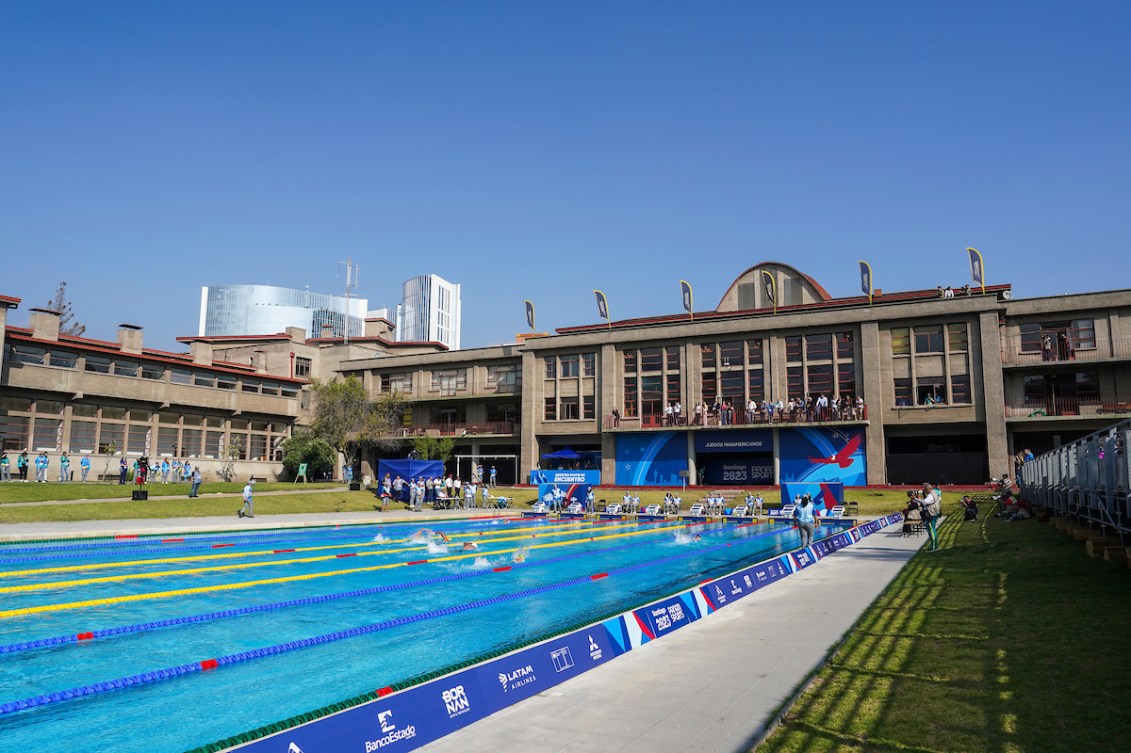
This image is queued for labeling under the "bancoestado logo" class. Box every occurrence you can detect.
[364,710,417,752]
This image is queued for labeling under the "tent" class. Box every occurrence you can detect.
[542,447,582,460]
[376,458,445,483]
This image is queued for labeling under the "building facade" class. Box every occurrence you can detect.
[5,263,1129,489]
[395,274,462,351]
[199,284,368,340]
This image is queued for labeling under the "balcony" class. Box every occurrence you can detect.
[1004,396,1131,419]
[1001,336,1131,367]
[603,404,868,430]
[397,421,518,437]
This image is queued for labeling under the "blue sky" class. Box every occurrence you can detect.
[2,1,1129,350]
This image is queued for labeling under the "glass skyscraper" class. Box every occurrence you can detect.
[396,274,461,350]
[199,285,367,339]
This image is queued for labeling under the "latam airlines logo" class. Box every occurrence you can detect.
[364,710,417,751]
[497,664,536,693]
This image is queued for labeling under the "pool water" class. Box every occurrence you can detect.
[0,516,847,752]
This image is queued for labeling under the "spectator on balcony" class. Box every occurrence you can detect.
[1041,333,1053,361]
[611,407,621,427]
[693,402,702,425]
[855,395,865,419]
[674,402,682,424]
[1057,332,1073,360]
[664,403,674,426]
[943,286,955,299]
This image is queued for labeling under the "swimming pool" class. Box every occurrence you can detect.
[0,515,859,752]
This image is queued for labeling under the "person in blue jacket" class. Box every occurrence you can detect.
[793,495,816,548]
[80,454,91,483]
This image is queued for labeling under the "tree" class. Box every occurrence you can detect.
[412,435,455,463]
[46,281,85,336]
[278,431,336,480]
[308,376,407,465]
[217,441,242,482]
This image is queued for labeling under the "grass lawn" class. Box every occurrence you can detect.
[0,483,912,523]
[753,503,1131,753]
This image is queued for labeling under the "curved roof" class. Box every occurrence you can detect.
[716,261,832,312]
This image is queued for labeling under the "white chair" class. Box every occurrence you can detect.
[826,505,846,517]
[688,503,706,516]
[605,503,622,515]
[643,504,661,515]
[731,504,748,517]
[566,502,583,514]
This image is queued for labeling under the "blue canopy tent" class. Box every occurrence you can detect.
[376,458,445,484]
[542,448,582,460]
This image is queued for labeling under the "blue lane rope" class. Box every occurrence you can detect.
[0,527,781,715]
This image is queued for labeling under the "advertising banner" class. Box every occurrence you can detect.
[779,427,866,486]
[529,469,600,507]
[703,458,773,485]
[694,430,773,454]
[615,432,688,486]
[780,481,844,512]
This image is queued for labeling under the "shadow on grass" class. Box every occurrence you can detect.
[753,506,1131,753]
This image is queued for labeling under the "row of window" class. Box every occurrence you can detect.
[544,396,596,421]
[892,324,968,355]
[545,353,596,379]
[3,345,300,397]
[1017,319,1097,352]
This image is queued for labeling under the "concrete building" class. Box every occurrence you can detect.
[395,274,461,351]
[4,263,1129,488]
[199,284,368,340]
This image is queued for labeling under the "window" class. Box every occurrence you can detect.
[85,356,112,374]
[891,328,910,356]
[623,349,638,373]
[194,372,216,388]
[700,344,716,369]
[171,369,192,385]
[560,355,579,378]
[381,373,413,393]
[665,347,679,371]
[158,427,180,456]
[640,348,662,372]
[917,381,947,405]
[583,353,596,377]
[583,395,595,420]
[544,357,557,379]
[1019,323,1041,352]
[747,370,765,403]
[488,365,519,391]
[914,326,944,353]
[98,424,124,454]
[785,337,803,363]
[560,397,580,420]
[787,366,803,401]
[32,418,61,451]
[127,424,149,454]
[71,403,98,418]
[431,369,467,391]
[747,339,764,366]
[893,378,912,406]
[48,350,77,368]
[544,397,557,421]
[666,373,681,404]
[249,434,268,461]
[837,362,856,397]
[217,374,237,390]
[241,378,260,393]
[836,332,854,360]
[11,345,46,365]
[102,406,127,420]
[947,323,968,352]
[70,421,96,453]
[141,363,166,380]
[806,364,834,397]
[260,382,280,396]
[182,429,203,457]
[294,357,312,378]
[806,334,833,361]
[204,431,222,459]
[719,341,743,367]
[114,361,139,377]
[0,414,29,450]
[1071,319,1096,350]
[951,374,972,404]
[38,401,63,415]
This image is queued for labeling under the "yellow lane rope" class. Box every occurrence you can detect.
[0,521,692,619]
[0,520,678,595]
[0,519,604,578]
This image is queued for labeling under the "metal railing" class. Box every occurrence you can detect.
[604,404,868,430]
[1019,419,1130,538]
[1000,334,1131,366]
[398,421,518,437]
[1004,396,1131,419]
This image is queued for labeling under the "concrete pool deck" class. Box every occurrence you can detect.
[0,512,923,753]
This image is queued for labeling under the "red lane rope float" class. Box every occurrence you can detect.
[0,535,745,716]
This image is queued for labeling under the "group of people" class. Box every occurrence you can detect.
[376,470,502,512]
[936,284,973,298]
[0,451,91,483]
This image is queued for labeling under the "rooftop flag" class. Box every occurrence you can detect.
[967,247,985,294]
[524,300,535,331]
[760,269,777,314]
[594,289,610,328]
[680,279,693,320]
[858,260,873,304]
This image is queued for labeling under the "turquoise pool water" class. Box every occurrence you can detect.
[0,516,847,752]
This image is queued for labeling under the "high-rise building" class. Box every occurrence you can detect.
[396,274,461,349]
[198,285,367,339]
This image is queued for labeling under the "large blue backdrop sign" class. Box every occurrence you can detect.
[615,432,688,486]
[779,427,867,486]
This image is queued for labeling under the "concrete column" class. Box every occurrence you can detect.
[686,432,697,488]
[859,321,887,484]
[519,351,539,479]
[599,343,618,484]
[978,310,1010,479]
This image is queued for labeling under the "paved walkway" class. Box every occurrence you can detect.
[421,524,924,753]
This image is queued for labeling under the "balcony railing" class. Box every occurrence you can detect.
[604,404,868,430]
[1004,396,1131,418]
[398,421,518,437]
[1000,336,1131,366]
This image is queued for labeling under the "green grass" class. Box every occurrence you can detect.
[0,481,341,503]
[753,505,1131,753]
[0,483,911,523]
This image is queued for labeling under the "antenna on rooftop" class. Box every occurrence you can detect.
[339,257,359,345]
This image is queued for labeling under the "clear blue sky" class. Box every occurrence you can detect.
[2,1,1129,350]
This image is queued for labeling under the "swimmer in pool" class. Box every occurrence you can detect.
[461,541,479,551]
[513,547,528,563]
